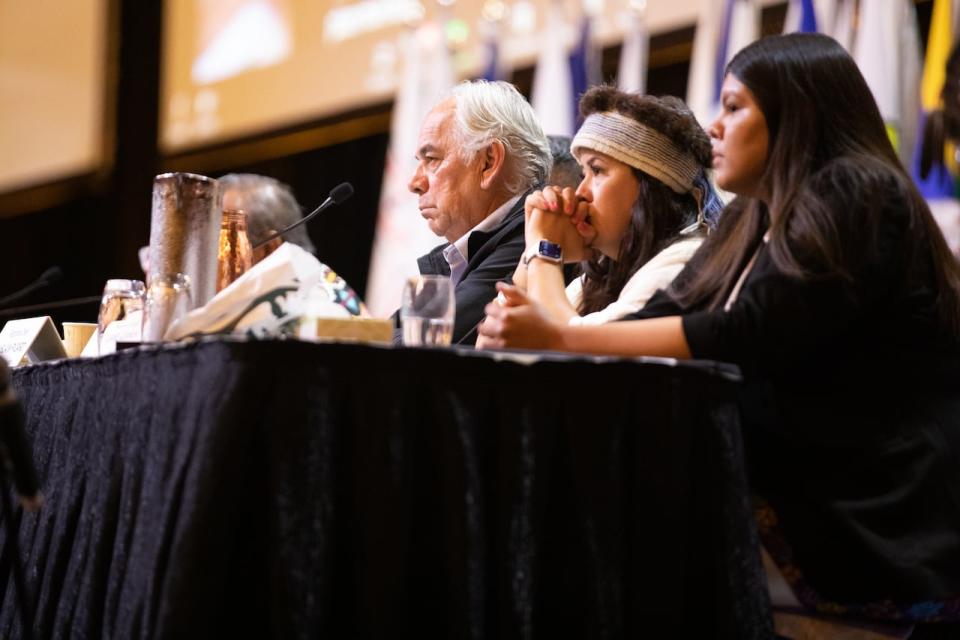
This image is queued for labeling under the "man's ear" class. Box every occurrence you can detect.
[479,139,507,190]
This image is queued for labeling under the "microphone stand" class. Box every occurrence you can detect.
[252,198,331,250]
[0,268,62,308]
[251,182,354,250]
[0,295,101,320]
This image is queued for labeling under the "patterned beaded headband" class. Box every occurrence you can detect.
[571,110,701,193]
[571,110,725,230]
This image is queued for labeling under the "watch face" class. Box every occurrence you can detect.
[538,240,563,260]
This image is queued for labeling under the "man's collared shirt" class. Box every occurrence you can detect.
[442,195,522,286]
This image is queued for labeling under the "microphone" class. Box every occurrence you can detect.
[0,359,42,511]
[0,266,63,308]
[252,182,354,250]
[0,295,102,321]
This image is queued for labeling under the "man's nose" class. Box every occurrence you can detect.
[408,164,426,195]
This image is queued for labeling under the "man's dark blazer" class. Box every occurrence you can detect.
[396,195,526,346]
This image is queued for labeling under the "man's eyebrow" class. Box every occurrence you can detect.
[417,144,438,158]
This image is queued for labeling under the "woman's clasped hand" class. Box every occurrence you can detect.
[480,281,563,351]
[523,186,594,264]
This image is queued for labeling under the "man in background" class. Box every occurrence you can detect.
[138,173,315,274]
[219,173,316,264]
[546,134,583,190]
[404,80,551,345]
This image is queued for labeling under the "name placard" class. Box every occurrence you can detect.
[299,317,393,345]
[0,316,68,366]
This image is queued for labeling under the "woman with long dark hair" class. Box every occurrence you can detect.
[481,33,960,629]
[501,87,721,327]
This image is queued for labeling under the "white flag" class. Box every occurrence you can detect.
[831,0,856,52]
[686,0,759,127]
[853,0,920,164]
[686,0,725,127]
[618,9,648,95]
[531,2,575,136]
[728,0,761,65]
[366,24,455,317]
[854,0,899,125]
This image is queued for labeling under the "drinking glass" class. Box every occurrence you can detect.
[143,273,192,342]
[400,275,455,347]
[216,209,253,292]
[97,279,145,355]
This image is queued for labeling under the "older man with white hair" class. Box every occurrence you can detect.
[404,80,551,345]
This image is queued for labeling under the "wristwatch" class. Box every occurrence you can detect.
[523,239,563,265]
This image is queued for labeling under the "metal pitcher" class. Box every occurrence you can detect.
[147,172,222,309]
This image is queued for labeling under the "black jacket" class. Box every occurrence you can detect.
[631,159,960,615]
[397,196,527,346]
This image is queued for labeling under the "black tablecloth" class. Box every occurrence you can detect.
[1,339,771,638]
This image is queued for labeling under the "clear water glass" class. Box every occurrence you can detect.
[401,275,455,347]
[97,279,145,355]
[143,273,192,342]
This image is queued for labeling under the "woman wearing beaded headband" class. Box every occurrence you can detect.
[481,33,960,633]
[496,87,722,328]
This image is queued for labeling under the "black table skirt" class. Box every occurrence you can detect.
[1,339,771,639]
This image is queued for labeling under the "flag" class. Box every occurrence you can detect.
[568,13,600,130]
[366,22,455,317]
[911,0,955,197]
[531,2,576,136]
[687,0,759,126]
[899,0,923,170]
[686,0,725,126]
[852,0,922,166]
[618,6,649,95]
[831,0,856,52]
[480,15,504,81]
[782,0,818,34]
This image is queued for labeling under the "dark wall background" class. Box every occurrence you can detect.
[0,0,934,326]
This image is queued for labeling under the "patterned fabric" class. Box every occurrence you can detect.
[755,497,960,623]
[572,111,701,194]
[571,111,724,233]
[317,263,367,317]
[692,169,726,229]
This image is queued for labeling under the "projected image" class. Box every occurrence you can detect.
[192,0,293,85]
[161,0,704,152]
[163,0,487,151]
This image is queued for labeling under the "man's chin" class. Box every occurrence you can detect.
[426,221,448,239]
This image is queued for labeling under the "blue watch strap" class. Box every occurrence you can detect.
[524,239,563,265]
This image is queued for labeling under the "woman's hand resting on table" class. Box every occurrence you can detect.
[524,187,595,263]
[476,282,566,350]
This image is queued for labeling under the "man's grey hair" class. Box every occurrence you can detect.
[448,80,551,195]
[547,135,583,190]
[217,173,315,253]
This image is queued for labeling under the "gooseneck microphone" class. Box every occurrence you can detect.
[252,182,355,250]
[0,266,63,308]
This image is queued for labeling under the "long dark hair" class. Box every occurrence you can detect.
[670,33,960,335]
[576,88,711,315]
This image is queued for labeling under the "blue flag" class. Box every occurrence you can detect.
[569,16,593,129]
[799,0,817,33]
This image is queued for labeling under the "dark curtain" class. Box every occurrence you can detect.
[1,340,770,639]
